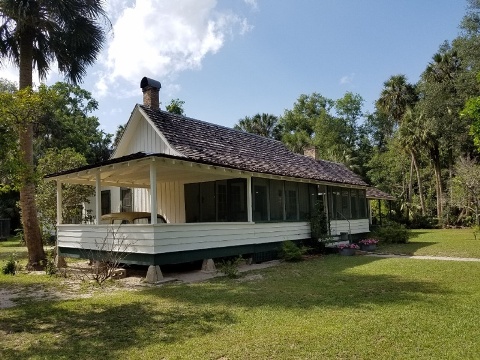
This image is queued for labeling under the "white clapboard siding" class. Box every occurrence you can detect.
[58,222,310,255]
[329,219,370,235]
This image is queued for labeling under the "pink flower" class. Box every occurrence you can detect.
[359,239,379,245]
[338,243,360,250]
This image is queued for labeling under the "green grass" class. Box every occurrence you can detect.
[1,229,480,359]
[1,254,480,358]
[378,228,480,258]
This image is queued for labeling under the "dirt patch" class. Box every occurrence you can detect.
[0,260,283,309]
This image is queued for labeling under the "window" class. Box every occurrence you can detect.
[253,178,269,221]
[350,189,358,219]
[185,183,200,222]
[285,182,298,220]
[298,183,310,221]
[120,188,132,212]
[101,190,111,215]
[269,180,284,221]
[341,189,350,219]
[199,181,216,222]
[358,189,367,218]
[185,179,247,223]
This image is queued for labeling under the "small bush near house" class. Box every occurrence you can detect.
[2,253,18,275]
[42,249,57,276]
[217,256,242,278]
[372,222,411,244]
[280,241,308,262]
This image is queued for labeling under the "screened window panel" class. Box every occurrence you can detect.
[120,188,132,212]
[200,181,216,222]
[358,189,367,218]
[269,180,284,221]
[253,178,269,221]
[185,183,200,222]
[285,182,298,221]
[101,190,111,215]
[298,183,310,221]
[350,189,358,219]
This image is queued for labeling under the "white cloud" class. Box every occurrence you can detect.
[340,73,355,86]
[243,0,258,10]
[96,0,252,97]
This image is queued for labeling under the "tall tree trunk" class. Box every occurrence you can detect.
[411,150,426,216]
[431,145,443,224]
[408,155,413,204]
[19,32,45,270]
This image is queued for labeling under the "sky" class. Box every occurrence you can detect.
[0,0,470,135]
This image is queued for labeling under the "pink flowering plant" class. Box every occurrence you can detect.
[359,238,379,246]
[337,243,360,250]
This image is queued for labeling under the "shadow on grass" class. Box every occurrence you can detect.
[151,255,452,311]
[0,299,235,359]
[379,241,438,255]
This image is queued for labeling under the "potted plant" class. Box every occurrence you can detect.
[337,243,360,256]
[358,238,379,252]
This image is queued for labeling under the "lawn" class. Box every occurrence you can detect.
[378,228,480,258]
[1,230,480,359]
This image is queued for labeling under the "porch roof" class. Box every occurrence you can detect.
[366,187,395,200]
[46,151,366,188]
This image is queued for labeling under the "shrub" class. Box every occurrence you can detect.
[43,249,57,276]
[372,222,410,244]
[409,214,435,229]
[217,256,242,278]
[280,241,308,262]
[2,253,18,275]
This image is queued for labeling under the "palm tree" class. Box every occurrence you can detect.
[419,47,462,221]
[234,113,282,140]
[0,1,108,269]
[376,75,420,215]
[376,75,417,134]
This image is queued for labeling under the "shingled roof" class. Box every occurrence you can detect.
[141,105,367,186]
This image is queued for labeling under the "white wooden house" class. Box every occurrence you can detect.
[46,77,370,269]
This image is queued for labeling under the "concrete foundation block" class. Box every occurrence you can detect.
[201,258,216,272]
[146,265,163,283]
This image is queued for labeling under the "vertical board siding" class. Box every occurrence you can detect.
[156,181,186,223]
[329,219,369,235]
[124,118,175,156]
[58,222,310,254]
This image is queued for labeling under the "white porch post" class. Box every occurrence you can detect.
[150,161,158,224]
[95,173,101,225]
[56,181,63,225]
[247,176,253,222]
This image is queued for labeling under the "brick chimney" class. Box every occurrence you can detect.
[140,77,161,109]
[303,145,317,160]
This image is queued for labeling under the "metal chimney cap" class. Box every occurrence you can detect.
[140,77,161,90]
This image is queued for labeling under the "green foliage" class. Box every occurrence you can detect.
[42,249,57,276]
[217,256,242,278]
[280,241,308,262]
[372,223,411,244]
[36,148,94,230]
[234,113,282,140]
[309,201,331,253]
[35,82,112,164]
[166,98,185,116]
[409,214,435,229]
[15,229,25,246]
[2,253,18,275]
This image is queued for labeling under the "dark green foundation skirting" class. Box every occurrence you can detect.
[59,241,286,266]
